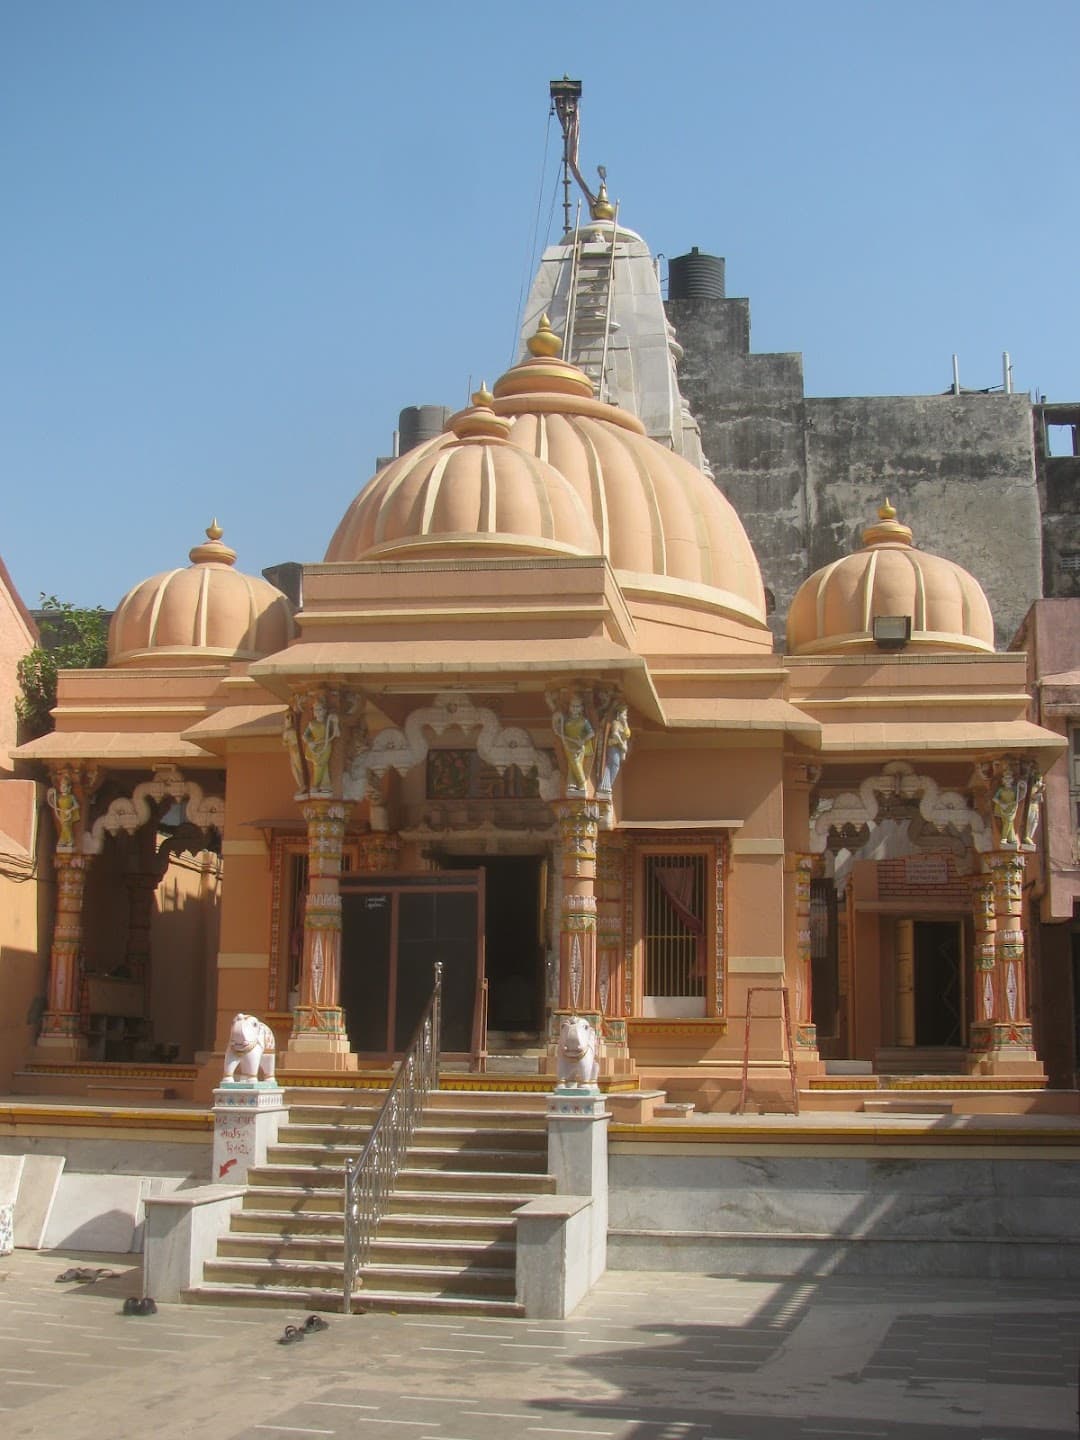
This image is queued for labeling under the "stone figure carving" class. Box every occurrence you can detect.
[1022,770,1045,851]
[551,693,595,796]
[47,773,80,850]
[222,1013,277,1084]
[597,704,631,795]
[282,709,306,793]
[302,696,340,795]
[992,764,1023,849]
[555,1014,599,1088]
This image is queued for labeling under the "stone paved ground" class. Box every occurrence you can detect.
[1,1250,1077,1439]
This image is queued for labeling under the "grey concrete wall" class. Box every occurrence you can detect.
[667,292,1044,649]
[667,296,807,634]
[804,394,1042,648]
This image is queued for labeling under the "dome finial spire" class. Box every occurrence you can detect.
[861,498,913,548]
[189,519,237,566]
[527,313,563,358]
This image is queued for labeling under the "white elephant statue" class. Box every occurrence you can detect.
[555,1014,599,1088]
[222,1013,277,1084]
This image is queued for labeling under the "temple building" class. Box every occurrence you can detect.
[5,99,1072,1108]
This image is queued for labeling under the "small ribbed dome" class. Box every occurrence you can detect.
[108,522,296,668]
[327,323,769,646]
[326,386,601,561]
[785,502,994,656]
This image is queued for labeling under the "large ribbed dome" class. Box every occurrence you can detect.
[786,502,994,655]
[108,523,296,668]
[327,322,768,642]
[327,388,600,561]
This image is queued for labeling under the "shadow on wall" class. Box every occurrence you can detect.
[151,854,221,1063]
[0,945,47,1090]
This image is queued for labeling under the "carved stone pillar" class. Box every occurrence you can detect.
[596,834,628,1060]
[792,853,819,1049]
[553,800,601,1015]
[37,853,90,1056]
[36,763,98,1058]
[970,870,997,1034]
[287,798,356,1070]
[968,851,1040,1071]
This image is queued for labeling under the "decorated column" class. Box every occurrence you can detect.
[288,798,354,1067]
[792,853,820,1050]
[283,686,357,1070]
[554,800,602,1014]
[970,870,997,1040]
[967,756,1041,1072]
[36,763,98,1058]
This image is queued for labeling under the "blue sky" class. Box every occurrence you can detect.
[3,1,1078,608]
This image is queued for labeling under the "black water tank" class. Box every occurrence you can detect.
[399,404,451,454]
[667,247,725,301]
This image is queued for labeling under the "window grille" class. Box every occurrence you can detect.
[643,853,707,997]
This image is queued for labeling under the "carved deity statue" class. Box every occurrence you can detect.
[282,710,306,793]
[1022,770,1045,851]
[991,764,1022,849]
[597,704,631,795]
[47,773,80,850]
[551,693,595,796]
[302,696,340,795]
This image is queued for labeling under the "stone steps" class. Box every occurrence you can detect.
[190,1087,554,1315]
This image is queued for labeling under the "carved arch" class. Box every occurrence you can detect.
[84,764,224,854]
[810,760,990,860]
[344,692,560,802]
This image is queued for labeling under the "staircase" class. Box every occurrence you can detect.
[185,1087,554,1316]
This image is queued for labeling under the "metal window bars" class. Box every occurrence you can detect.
[342,961,443,1314]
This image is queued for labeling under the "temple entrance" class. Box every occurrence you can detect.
[340,872,484,1061]
[913,919,964,1047]
[442,855,546,1034]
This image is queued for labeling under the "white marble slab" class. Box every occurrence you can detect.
[43,1173,152,1253]
[0,1154,25,1206]
[13,1154,65,1249]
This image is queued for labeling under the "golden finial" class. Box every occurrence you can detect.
[862,498,912,549]
[527,313,563,359]
[450,381,512,443]
[590,180,615,221]
[190,518,237,567]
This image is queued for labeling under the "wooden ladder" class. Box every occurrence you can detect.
[736,986,800,1116]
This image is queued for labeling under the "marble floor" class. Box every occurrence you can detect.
[0,1249,1077,1439]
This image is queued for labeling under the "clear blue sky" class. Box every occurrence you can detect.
[4,0,1078,609]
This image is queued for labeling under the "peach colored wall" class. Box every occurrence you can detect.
[0,794,48,1089]
[0,561,36,775]
[212,746,293,1047]
[622,745,784,835]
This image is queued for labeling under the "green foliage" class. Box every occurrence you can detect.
[16,595,110,739]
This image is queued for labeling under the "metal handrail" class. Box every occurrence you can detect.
[342,961,442,1313]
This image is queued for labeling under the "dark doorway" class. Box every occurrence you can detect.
[442,855,545,1033]
[340,873,483,1060]
[914,920,963,1046]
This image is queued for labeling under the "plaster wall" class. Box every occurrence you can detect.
[213,748,290,1048]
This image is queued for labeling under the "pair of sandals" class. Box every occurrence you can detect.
[279,1314,330,1344]
[122,1296,158,1316]
[56,1266,118,1284]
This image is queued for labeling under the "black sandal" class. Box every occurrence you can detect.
[302,1314,329,1333]
[279,1324,306,1344]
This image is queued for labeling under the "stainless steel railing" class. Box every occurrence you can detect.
[342,961,442,1314]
